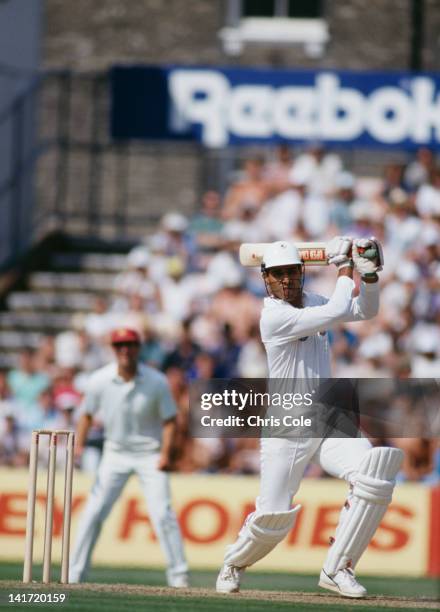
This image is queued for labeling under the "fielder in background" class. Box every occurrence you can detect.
[216,236,403,599]
[69,327,188,587]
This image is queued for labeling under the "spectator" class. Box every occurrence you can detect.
[189,190,224,254]
[223,156,272,220]
[329,172,358,233]
[8,348,50,408]
[0,371,24,466]
[415,167,440,219]
[404,147,435,192]
[113,247,161,313]
[83,296,117,340]
[290,142,343,196]
[163,319,201,374]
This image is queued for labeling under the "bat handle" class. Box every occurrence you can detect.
[349,245,377,260]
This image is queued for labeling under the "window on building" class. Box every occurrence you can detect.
[221,0,328,57]
[242,0,322,19]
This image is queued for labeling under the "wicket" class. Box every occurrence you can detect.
[23,430,75,584]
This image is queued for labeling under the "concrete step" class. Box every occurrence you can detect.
[50,252,127,272]
[0,330,43,349]
[7,291,95,311]
[0,312,72,331]
[29,271,116,292]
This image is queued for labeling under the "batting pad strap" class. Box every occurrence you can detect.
[224,506,300,569]
[352,473,394,505]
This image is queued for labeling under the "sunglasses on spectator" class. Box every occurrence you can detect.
[112,341,140,349]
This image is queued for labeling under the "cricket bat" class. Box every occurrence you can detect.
[239,242,378,267]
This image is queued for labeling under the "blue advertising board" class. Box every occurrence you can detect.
[110,65,440,149]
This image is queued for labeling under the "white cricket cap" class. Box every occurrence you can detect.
[162,212,188,232]
[127,246,150,268]
[395,260,419,283]
[262,241,302,269]
[389,187,409,206]
[350,201,374,221]
[420,224,440,246]
[335,172,355,190]
[359,332,393,359]
[412,325,440,354]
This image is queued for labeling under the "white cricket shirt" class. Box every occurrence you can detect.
[260,276,379,379]
[81,362,177,452]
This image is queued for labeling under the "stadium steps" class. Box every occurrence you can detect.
[29,271,116,292]
[0,312,72,331]
[50,253,127,272]
[0,233,136,361]
[7,291,97,312]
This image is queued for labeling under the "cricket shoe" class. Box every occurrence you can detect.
[319,568,367,598]
[168,573,189,588]
[216,564,244,593]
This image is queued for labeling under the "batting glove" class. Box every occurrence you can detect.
[326,236,353,269]
[352,237,384,277]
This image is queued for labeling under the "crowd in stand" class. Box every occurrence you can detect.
[0,144,439,483]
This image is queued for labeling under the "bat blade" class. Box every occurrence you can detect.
[239,242,328,267]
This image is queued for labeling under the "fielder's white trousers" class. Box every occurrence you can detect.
[69,447,188,583]
[257,436,372,512]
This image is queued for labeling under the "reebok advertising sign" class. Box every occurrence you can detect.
[111,65,440,149]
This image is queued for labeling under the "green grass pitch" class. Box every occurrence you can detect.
[0,563,438,612]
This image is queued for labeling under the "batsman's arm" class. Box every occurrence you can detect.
[261,276,355,343]
[340,279,379,322]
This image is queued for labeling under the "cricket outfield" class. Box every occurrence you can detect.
[0,563,438,612]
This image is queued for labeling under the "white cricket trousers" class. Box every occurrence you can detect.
[69,446,188,583]
[257,436,372,511]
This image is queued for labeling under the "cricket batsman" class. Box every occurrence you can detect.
[216,236,403,598]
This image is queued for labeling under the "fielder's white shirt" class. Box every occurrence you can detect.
[260,276,379,379]
[81,362,177,452]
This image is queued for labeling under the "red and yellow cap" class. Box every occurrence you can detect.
[110,328,141,345]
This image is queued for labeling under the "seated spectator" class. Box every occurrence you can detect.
[236,325,267,378]
[118,293,150,338]
[408,324,440,376]
[153,212,197,271]
[393,438,439,484]
[113,247,161,313]
[54,330,83,369]
[189,190,224,253]
[381,162,406,199]
[415,167,440,219]
[222,201,267,244]
[83,296,117,340]
[160,257,198,321]
[34,335,57,378]
[0,370,25,466]
[289,142,343,196]
[404,147,435,192]
[212,324,241,378]
[329,172,358,233]
[223,156,272,220]
[384,189,421,262]
[139,324,167,369]
[265,144,294,185]
[210,274,261,343]
[163,319,201,374]
[228,439,260,474]
[8,348,50,408]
